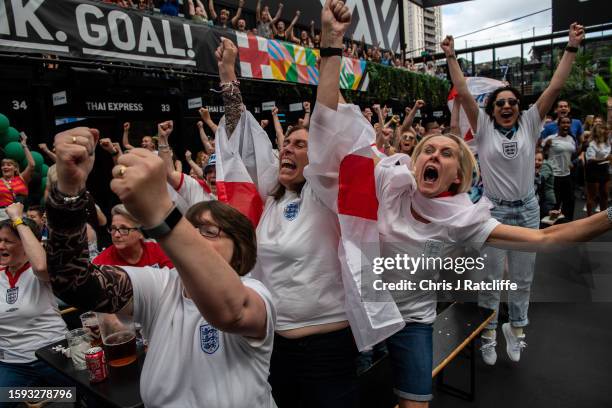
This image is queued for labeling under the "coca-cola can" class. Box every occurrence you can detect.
[85,346,108,383]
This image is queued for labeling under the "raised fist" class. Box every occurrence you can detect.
[320,0,351,48]
[441,35,454,57]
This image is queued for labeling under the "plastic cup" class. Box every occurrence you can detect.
[97,313,137,367]
[65,328,90,370]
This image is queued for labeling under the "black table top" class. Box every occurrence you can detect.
[36,340,144,408]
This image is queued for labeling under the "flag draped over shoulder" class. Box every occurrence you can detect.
[447,76,505,152]
[306,104,405,351]
[215,109,278,226]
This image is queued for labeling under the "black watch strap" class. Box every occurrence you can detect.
[140,205,183,240]
[319,47,343,57]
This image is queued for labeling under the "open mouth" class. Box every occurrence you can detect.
[423,165,439,183]
[500,111,513,119]
[281,158,297,170]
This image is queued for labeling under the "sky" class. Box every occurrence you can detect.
[441,0,553,62]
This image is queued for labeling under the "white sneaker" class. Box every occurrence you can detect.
[502,323,527,362]
[480,335,497,365]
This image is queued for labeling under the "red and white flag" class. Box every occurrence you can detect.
[236,32,273,80]
[215,109,278,226]
[307,104,405,351]
[448,76,505,152]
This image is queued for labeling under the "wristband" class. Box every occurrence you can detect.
[445,54,456,59]
[565,45,579,53]
[12,217,24,228]
[319,47,343,57]
[140,205,183,240]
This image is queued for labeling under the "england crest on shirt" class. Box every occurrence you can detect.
[283,201,300,221]
[6,287,18,304]
[200,324,219,354]
[502,141,518,159]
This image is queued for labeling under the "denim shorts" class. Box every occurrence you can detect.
[385,323,433,402]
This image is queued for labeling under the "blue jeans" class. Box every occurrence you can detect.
[478,192,540,330]
[385,323,433,402]
[0,359,73,408]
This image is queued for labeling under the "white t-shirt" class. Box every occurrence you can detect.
[0,265,67,363]
[252,183,347,330]
[586,141,611,163]
[375,156,499,324]
[475,105,544,200]
[168,173,215,214]
[542,134,576,177]
[125,266,276,408]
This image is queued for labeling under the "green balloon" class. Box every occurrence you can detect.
[41,163,49,177]
[4,141,25,163]
[0,114,9,134]
[0,127,19,146]
[20,157,28,170]
[41,176,48,191]
[31,151,44,172]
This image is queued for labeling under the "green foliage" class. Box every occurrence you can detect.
[561,50,610,117]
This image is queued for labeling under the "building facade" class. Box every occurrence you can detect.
[403,0,443,58]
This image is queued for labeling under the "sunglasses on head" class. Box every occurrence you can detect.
[494,98,519,108]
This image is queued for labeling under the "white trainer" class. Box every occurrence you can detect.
[480,335,497,366]
[502,323,527,362]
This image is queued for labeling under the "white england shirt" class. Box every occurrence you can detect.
[475,105,544,200]
[125,266,276,408]
[0,264,67,363]
[375,155,499,324]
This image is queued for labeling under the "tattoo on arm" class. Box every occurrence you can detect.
[46,189,133,313]
[222,87,243,136]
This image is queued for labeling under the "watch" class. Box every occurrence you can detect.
[140,205,183,239]
[319,47,343,57]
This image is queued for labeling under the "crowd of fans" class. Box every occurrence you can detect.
[99,0,440,75]
[2,1,612,408]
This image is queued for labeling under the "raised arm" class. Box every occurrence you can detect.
[231,0,244,27]
[286,10,300,34]
[487,210,612,249]
[216,37,243,137]
[302,101,311,127]
[157,120,176,176]
[270,2,284,24]
[121,122,136,151]
[208,0,218,20]
[196,119,214,155]
[441,35,479,132]
[188,0,195,16]
[47,127,134,315]
[111,149,267,338]
[38,143,57,163]
[195,0,208,18]
[7,203,47,281]
[99,138,122,165]
[19,134,35,183]
[535,23,585,119]
[450,96,461,135]
[271,107,285,148]
[185,150,204,178]
[198,108,218,140]
[402,100,424,131]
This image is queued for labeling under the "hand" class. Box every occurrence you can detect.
[296,10,300,17]
[278,2,283,8]
[414,100,425,109]
[99,138,116,153]
[54,127,99,196]
[158,120,173,141]
[260,119,269,128]
[303,101,311,112]
[215,37,238,82]
[382,105,389,118]
[199,107,212,122]
[381,127,392,143]
[38,143,49,151]
[441,35,455,57]
[272,106,279,116]
[110,149,173,228]
[123,122,130,131]
[568,22,585,47]
[197,120,204,129]
[320,0,351,48]
[20,132,28,146]
[372,104,381,112]
[238,0,244,7]
[6,203,23,222]
[112,143,122,156]
[185,150,192,160]
[310,20,314,26]
[405,107,411,115]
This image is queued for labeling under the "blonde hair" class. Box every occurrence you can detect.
[394,128,417,154]
[411,133,478,194]
[592,124,608,145]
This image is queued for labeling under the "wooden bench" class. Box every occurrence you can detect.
[359,302,495,406]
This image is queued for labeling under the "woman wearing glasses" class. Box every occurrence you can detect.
[45,129,276,407]
[92,204,173,269]
[442,23,585,365]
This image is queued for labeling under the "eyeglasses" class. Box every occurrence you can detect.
[195,223,225,239]
[402,135,416,141]
[108,226,139,236]
[494,98,519,108]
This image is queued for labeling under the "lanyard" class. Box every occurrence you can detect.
[3,262,30,288]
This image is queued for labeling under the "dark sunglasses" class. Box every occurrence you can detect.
[494,98,519,108]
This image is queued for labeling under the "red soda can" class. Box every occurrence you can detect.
[85,346,108,383]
